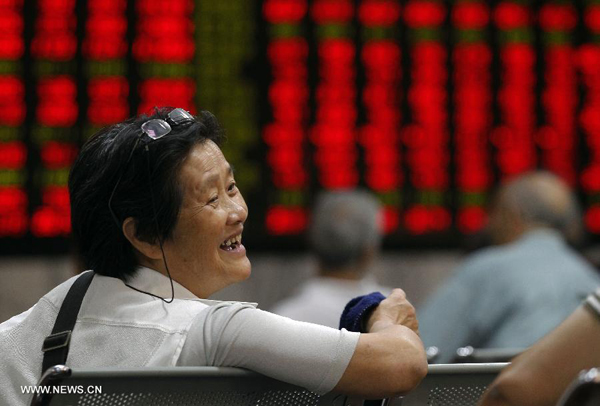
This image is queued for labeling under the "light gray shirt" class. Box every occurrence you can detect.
[0,267,359,405]
[418,229,600,363]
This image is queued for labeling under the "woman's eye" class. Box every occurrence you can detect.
[228,182,237,192]
[208,196,218,205]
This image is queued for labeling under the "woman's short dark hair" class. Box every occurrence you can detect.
[69,107,224,280]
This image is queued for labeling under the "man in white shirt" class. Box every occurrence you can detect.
[271,190,389,328]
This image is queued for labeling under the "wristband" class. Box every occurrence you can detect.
[339,292,385,333]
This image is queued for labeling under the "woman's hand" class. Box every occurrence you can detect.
[365,288,420,335]
[334,288,427,398]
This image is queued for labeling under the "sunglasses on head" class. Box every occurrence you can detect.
[140,108,195,140]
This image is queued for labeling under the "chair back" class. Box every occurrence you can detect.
[556,368,600,406]
[390,363,507,406]
[30,365,372,406]
[453,347,524,363]
[426,346,440,363]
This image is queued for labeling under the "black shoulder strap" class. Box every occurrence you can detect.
[41,271,95,374]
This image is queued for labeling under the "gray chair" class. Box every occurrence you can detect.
[31,363,507,406]
[30,365,370,406]
[426,346,440,363]
[453,347,524,363]
[556,368,600,406]
[392,363,507,406]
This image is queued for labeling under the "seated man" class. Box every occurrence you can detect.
[418,171,600,362]
[479,288,600,406]
[271,190,390,328]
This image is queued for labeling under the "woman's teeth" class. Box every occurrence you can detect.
[220,234,241,250]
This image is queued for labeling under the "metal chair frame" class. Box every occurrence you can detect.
[30,365,369,406]
[556,368,600,406]
[453,347,524,363]
[393,363,507,406]
[30,363,508,406]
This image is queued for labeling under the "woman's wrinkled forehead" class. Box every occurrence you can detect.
[178,141,230,199]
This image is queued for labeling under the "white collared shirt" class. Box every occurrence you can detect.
[0,267,359,406]
[271,276,390,328]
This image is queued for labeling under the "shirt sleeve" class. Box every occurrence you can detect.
[177,302,360,394]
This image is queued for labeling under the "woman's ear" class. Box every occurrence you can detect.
[122,217,163,260]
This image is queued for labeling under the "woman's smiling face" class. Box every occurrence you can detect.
[162,140,251,298]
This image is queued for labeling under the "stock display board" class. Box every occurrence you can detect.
[2,0,600,254]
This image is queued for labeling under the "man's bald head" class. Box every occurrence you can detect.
[488,172,583,245]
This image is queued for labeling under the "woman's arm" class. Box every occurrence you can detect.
[479,302,600,406]
[334,289,428,398]
[180,289,427,399]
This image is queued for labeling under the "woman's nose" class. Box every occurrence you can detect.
[226,196,248,224]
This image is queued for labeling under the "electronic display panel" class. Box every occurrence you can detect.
[1,0,600,254]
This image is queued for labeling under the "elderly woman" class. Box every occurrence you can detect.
[0,108,427,405]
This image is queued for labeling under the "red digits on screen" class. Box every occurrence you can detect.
[36,76,78,127]
[264,0,309,235]
[0,76,25,126]
[0,5,24,59]
[135,0,195,115]
[311,0,358,191]
[83,0,127,59]
[31,0,76,61]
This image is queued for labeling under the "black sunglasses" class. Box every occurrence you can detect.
[139,108,195,140]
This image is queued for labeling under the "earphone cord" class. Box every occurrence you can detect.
[124,144,174,303]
